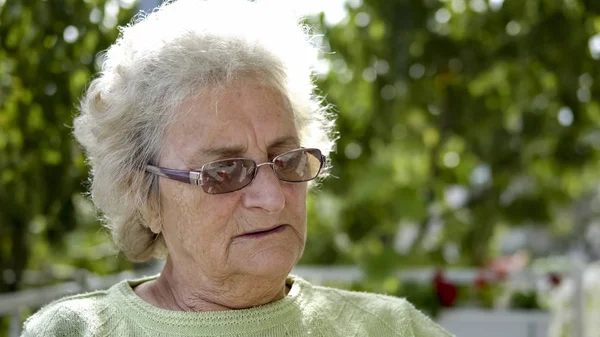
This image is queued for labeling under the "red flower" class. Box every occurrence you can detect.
[549,273,561,287]
[434,270,458,307]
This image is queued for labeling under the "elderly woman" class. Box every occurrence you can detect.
[23,1,451,336]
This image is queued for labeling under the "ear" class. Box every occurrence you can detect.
[147,215,163,234]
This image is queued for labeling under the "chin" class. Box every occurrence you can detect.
[241,246,302,278]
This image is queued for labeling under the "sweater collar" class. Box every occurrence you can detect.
[108,274,309,335]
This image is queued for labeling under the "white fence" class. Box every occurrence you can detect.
[438,309,550,337]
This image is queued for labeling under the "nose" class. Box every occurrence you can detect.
[241,163,285,214]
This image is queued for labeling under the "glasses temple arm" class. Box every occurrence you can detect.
[146,165,202,185]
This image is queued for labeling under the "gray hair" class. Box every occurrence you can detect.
[73,0,336,262]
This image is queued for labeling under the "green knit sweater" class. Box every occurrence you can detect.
[22,275,453,337]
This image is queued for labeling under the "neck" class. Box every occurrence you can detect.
[139,257,289,312]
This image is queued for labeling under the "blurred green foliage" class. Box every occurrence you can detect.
[0,0,135,293]
[1,0,600,334]
[302,0,600,291]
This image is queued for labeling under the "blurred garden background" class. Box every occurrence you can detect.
[1,0,600,336]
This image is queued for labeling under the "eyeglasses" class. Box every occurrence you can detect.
[146,148,326,195]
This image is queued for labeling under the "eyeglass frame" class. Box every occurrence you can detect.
[145,147,326,193]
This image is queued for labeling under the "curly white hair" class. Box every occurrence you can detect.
[73,0,336,262]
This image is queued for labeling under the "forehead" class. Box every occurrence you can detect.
[163,80,299,164]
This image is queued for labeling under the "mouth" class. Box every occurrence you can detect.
[240,225,287,238]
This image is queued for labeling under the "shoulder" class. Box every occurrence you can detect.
[21,287,116,337]
[293,276,453,337]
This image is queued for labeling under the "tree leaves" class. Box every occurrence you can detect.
[0,0,134,296]
[302,0,600,273]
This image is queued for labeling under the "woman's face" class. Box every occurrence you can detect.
[158,80,307,282]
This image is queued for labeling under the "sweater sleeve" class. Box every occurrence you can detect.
[321,287,454,337]
[405,302,454,337]
[21,302,88,337]
[367,294,454,337]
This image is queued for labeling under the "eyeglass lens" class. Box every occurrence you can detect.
[200,149,323,194]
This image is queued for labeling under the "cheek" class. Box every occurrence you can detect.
[159,181,238,248]
[159,183,196,243]
[284,183,307,223]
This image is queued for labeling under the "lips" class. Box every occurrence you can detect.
[241,224,286,236]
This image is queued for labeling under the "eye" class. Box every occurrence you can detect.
[274,158,285,169]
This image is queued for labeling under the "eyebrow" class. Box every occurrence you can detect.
[189,135,301,166]
[268,135,301,149]
[200,145,248,159]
